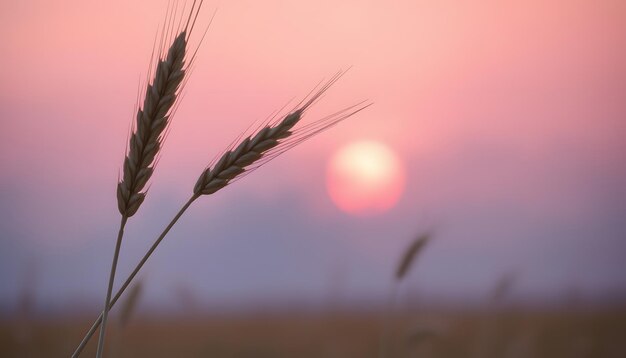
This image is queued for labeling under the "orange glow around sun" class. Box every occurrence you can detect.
[326,141,406,215]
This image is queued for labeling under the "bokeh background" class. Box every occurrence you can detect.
[1,0,625,356]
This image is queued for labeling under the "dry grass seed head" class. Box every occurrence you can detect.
[395,233,431,281]
[118,281,144,328]
[491,271,518,303]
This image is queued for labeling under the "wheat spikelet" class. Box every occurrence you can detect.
[395,233,431,281]
[193,71,371,196]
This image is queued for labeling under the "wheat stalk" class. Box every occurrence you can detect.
[118,281,144,329]
[94,2,208,357]
[380,232,432,358]
[71,72,370,356]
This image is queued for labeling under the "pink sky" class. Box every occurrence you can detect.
[0,0,625,311]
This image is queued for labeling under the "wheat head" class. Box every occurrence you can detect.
[116,25,191,217]
[395,233,431,281]
[193,71,371,196]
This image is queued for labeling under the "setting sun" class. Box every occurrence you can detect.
[327,141,406,215]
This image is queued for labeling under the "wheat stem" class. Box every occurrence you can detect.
[379,233,431,358]
[95,216,128,358]
[71,195,198,358]
[379,282,399,358]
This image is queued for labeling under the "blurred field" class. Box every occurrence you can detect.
[2,308,626,357]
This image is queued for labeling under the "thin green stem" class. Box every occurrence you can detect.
[95,215,128,358]
[72,194,199,357]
